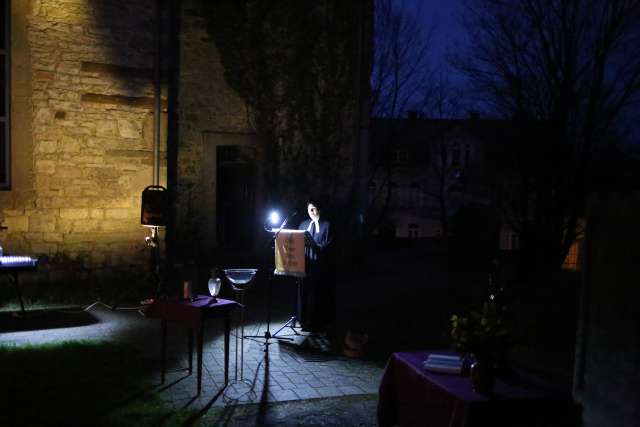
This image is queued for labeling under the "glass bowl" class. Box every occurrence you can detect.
[223,268,258,291]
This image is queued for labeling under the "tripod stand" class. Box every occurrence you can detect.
[271,277,303,339]
[243,271,298,346]
[243,213,298,348]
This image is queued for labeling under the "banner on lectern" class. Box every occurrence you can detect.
[274,229,306,277]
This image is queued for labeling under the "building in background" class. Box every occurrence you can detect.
[368,115,496,239]
[368,114,584,269]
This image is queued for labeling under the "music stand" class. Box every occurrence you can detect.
[242,213,299,347]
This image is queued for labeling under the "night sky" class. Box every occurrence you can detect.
[404,0,466,78]
[402,0,639,145]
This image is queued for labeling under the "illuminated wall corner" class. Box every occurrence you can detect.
[3,0,168,282]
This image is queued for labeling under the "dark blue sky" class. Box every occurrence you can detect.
[404,0,465,75]
[401,0,472,115]
[400,0,638,145]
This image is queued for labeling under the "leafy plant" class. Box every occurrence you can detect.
[451,301,509,359]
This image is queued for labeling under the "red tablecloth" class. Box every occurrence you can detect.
[378,351,570,427]
[145,296,238,327]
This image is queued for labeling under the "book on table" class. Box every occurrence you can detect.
[422,353,464,375]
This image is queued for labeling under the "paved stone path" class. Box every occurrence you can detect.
[0,302,383,412]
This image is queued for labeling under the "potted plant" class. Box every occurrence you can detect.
[451,301,509,394]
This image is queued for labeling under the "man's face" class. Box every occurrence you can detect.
[307,203,320,221]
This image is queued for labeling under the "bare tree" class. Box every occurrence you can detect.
[422,130,458,239]
[370,0,434,118]
[420,72,471,238]
[454,0,640,274]
[366,0,435,233]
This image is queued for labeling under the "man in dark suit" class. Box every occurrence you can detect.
[298,199,332,332]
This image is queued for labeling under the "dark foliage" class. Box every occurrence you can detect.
[204,1,362,207]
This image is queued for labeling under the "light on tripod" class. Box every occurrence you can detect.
[268,210,281,226]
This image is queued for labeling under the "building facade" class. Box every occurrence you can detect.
[1,0,370,286]
[368,116,495,239]
[368,115,583,270]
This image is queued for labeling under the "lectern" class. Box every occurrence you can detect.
[271,229,317,338]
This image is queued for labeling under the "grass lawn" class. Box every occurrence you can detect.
[0,340,198,427]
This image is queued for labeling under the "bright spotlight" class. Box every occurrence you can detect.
[269,211,281,226]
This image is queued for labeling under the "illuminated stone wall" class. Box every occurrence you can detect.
[1,0,166,277]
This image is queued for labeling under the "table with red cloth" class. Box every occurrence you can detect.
[378,351,571,427]
[145,296,239,395]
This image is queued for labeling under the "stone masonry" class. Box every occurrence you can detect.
[2,0,168,278]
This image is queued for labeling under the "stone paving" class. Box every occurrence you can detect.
[0,300,384,412]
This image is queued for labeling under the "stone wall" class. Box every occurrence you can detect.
[174,0,252,259]
[1,0,167,279]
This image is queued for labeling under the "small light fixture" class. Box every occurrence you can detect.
[268,210,281,226]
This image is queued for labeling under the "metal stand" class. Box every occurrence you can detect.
[244,212,304,348]
[97,227,161,312]
[243,227,298,347]
[223,288,257,403]
[243,271,296,346]
[271,278,303,339]
[235,289,246,380]
[9,272,26,315]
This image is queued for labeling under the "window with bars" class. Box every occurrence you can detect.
[0,0,10,189]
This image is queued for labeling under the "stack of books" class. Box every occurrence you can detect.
[422,353,464,375]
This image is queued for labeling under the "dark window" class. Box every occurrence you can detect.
[451,145,460,166]
[0,0,9,189]
[367,179,376,204]
[510,232,519,250]
[408,223,419,239]
[409,182,421,207]
[394,149,409,165]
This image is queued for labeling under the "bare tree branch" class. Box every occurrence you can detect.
[454,0,640,273]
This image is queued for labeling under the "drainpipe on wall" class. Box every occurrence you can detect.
[153,0,162,186]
